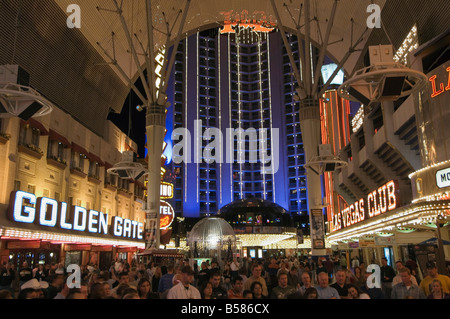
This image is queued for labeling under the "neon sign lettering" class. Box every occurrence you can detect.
[429,67,450,98]
[220,10,276,34]
[8,191,144,240]
[332,180,399,232]
[160,200,175,230]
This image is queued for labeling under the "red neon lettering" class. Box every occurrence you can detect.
[349,204,355,225]
[373,190,381,216]
[368,192,375,218]
[446,67,450,91]
[359,198,365,222]
[379,185,387,213]
[387,180,397,210]
[430,75,445,98]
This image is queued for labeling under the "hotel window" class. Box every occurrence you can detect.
[27,184,36,194]
[118,178,130,192]
[19,124,40,149]
[71,150,84,171]
[105,169,117,187]
[47,140,66,163]
[14,180,21,192]
[88,161,100,179]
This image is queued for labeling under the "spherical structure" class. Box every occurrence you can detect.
[217,198,293,227]
[187,217,237,259]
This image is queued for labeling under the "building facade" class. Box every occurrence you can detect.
[169,29,340,234]
[0,102,147,269]
[328,28,450,273]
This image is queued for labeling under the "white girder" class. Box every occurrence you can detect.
[53,0,386,89]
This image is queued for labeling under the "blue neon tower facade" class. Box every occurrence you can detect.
[170,29,311,228]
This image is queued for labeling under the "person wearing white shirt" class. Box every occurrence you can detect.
[167,266,201,299]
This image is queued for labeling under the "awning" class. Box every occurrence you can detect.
[418,238,450,246]
[87,152,105,166]
[71,142,89,156]
[21,119,49,136]
[49,129,71,148]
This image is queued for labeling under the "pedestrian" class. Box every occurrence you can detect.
[137,278,159,299]
[0,262,15,294]
[250,281,266,299]
[228,276,244,299]
[347,283,370,299]
[304,287,319,299]
[158,264,175,293]
[230,258,240,280]
[380,257,396,299]
[360,270,385,299]
[209,270,228,299]
[391,267,425,299]
[270,270,296,299]
[298,271,314,296]
[45,273,65,299]
[243,263,269,297]
[200,281,214,299]
[151,266,162,293]
[167,266,201,299]
[419,261,450,297]
[316,272,340,299]
[330,269,350,299]
[427,279,450,299]
[392,262,418,286]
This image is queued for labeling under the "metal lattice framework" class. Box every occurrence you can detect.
[0,82,54,119]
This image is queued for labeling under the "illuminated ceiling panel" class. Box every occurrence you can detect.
[53,0,386,87]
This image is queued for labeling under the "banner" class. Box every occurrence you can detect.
[311,209,325,249]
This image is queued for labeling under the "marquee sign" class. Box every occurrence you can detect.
[436,167,450,189]
[219,10,276,34]
[332,180,400,232]
[429,66,450,99]
[8,191,144,240]
[160,200,175,230]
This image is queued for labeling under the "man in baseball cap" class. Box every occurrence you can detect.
[167,266,201,299]
[419,261,450,297]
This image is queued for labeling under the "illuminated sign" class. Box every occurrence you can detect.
[219,10,275,34]
[8,191,144,240]
[321,64,345,86]
[160,200,175,230]
[160,182,174,199]
[436,167,450,189]
[332,180,399,232]
[429,66,450,98]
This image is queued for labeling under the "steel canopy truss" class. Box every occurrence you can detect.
[53,0,385,88]
[50,0,386,252]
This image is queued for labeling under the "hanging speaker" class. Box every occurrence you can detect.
[18,102,43,121]
[348,87,371,106]
[117,170,129,178]
[382,76,406,97]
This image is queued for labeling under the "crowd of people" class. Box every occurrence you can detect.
[0,254,449,300]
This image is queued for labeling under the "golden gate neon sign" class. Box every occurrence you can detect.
[220,10,276,34]
[332,180,400,232]
[429,66,450,98]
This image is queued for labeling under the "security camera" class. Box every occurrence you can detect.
[136,105,145,112]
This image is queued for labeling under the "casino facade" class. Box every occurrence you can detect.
[0,104,148,269]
